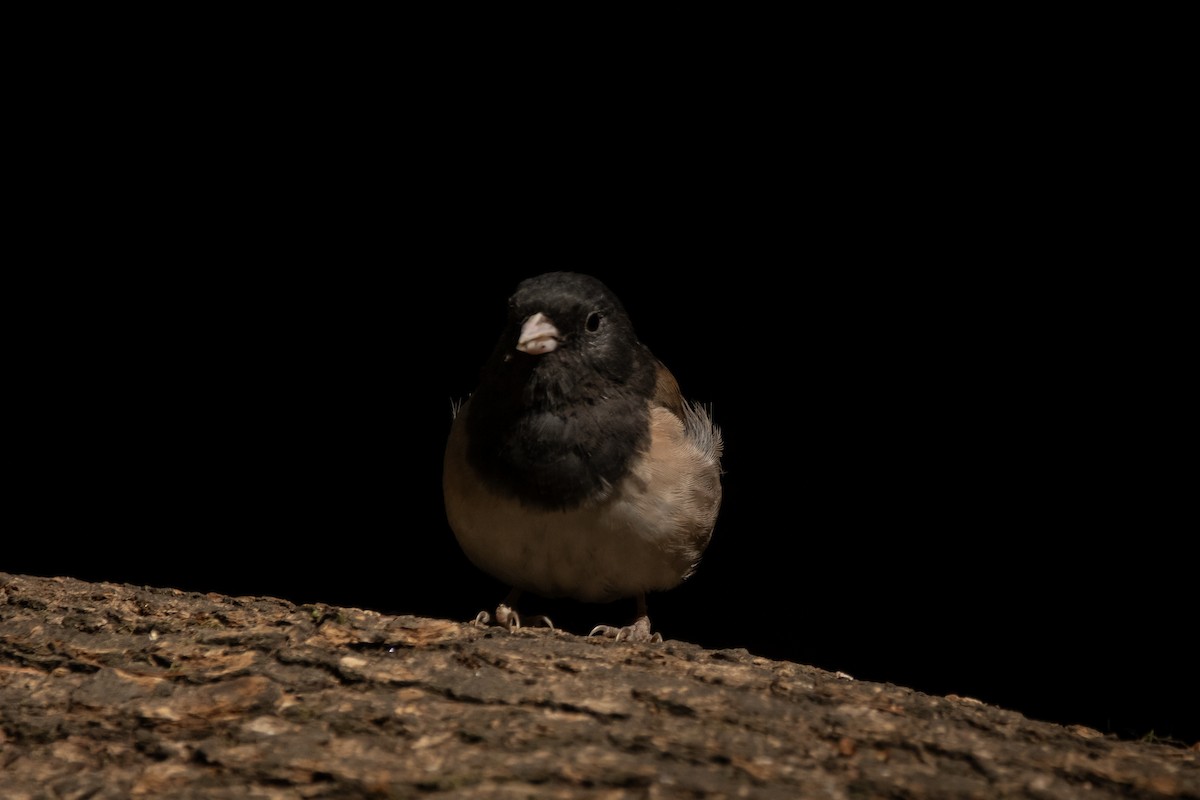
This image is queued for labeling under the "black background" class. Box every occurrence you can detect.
[6,72,1194,745]
[9,253,1194,745]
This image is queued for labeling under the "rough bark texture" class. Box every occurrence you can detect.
[1,572,1196,799]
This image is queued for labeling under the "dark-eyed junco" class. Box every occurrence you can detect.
[443,272,722,642]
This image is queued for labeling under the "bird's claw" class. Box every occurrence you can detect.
[589,616,662,644]
[472,604,555,634]
[495,603,520,631]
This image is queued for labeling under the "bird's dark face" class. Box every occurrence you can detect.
[502,272,641,388]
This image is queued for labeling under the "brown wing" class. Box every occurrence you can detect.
[652,358,723,470]
[651,360,686,419]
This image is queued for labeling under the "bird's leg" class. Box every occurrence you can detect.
[589,593,663,643]
[472,588,555,633]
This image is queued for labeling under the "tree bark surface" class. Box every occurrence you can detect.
[1,572,1196,799]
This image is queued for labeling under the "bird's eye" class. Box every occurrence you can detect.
[585,311,603,333]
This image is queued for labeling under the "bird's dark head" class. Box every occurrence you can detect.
[489,272,648,396]
[467,272,658,507]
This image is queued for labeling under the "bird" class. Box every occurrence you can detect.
[443,272,723,643]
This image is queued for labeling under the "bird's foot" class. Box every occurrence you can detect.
[472,604,555,633]
[589,615,663,644]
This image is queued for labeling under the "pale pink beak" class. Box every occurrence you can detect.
[516,312,560,355]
